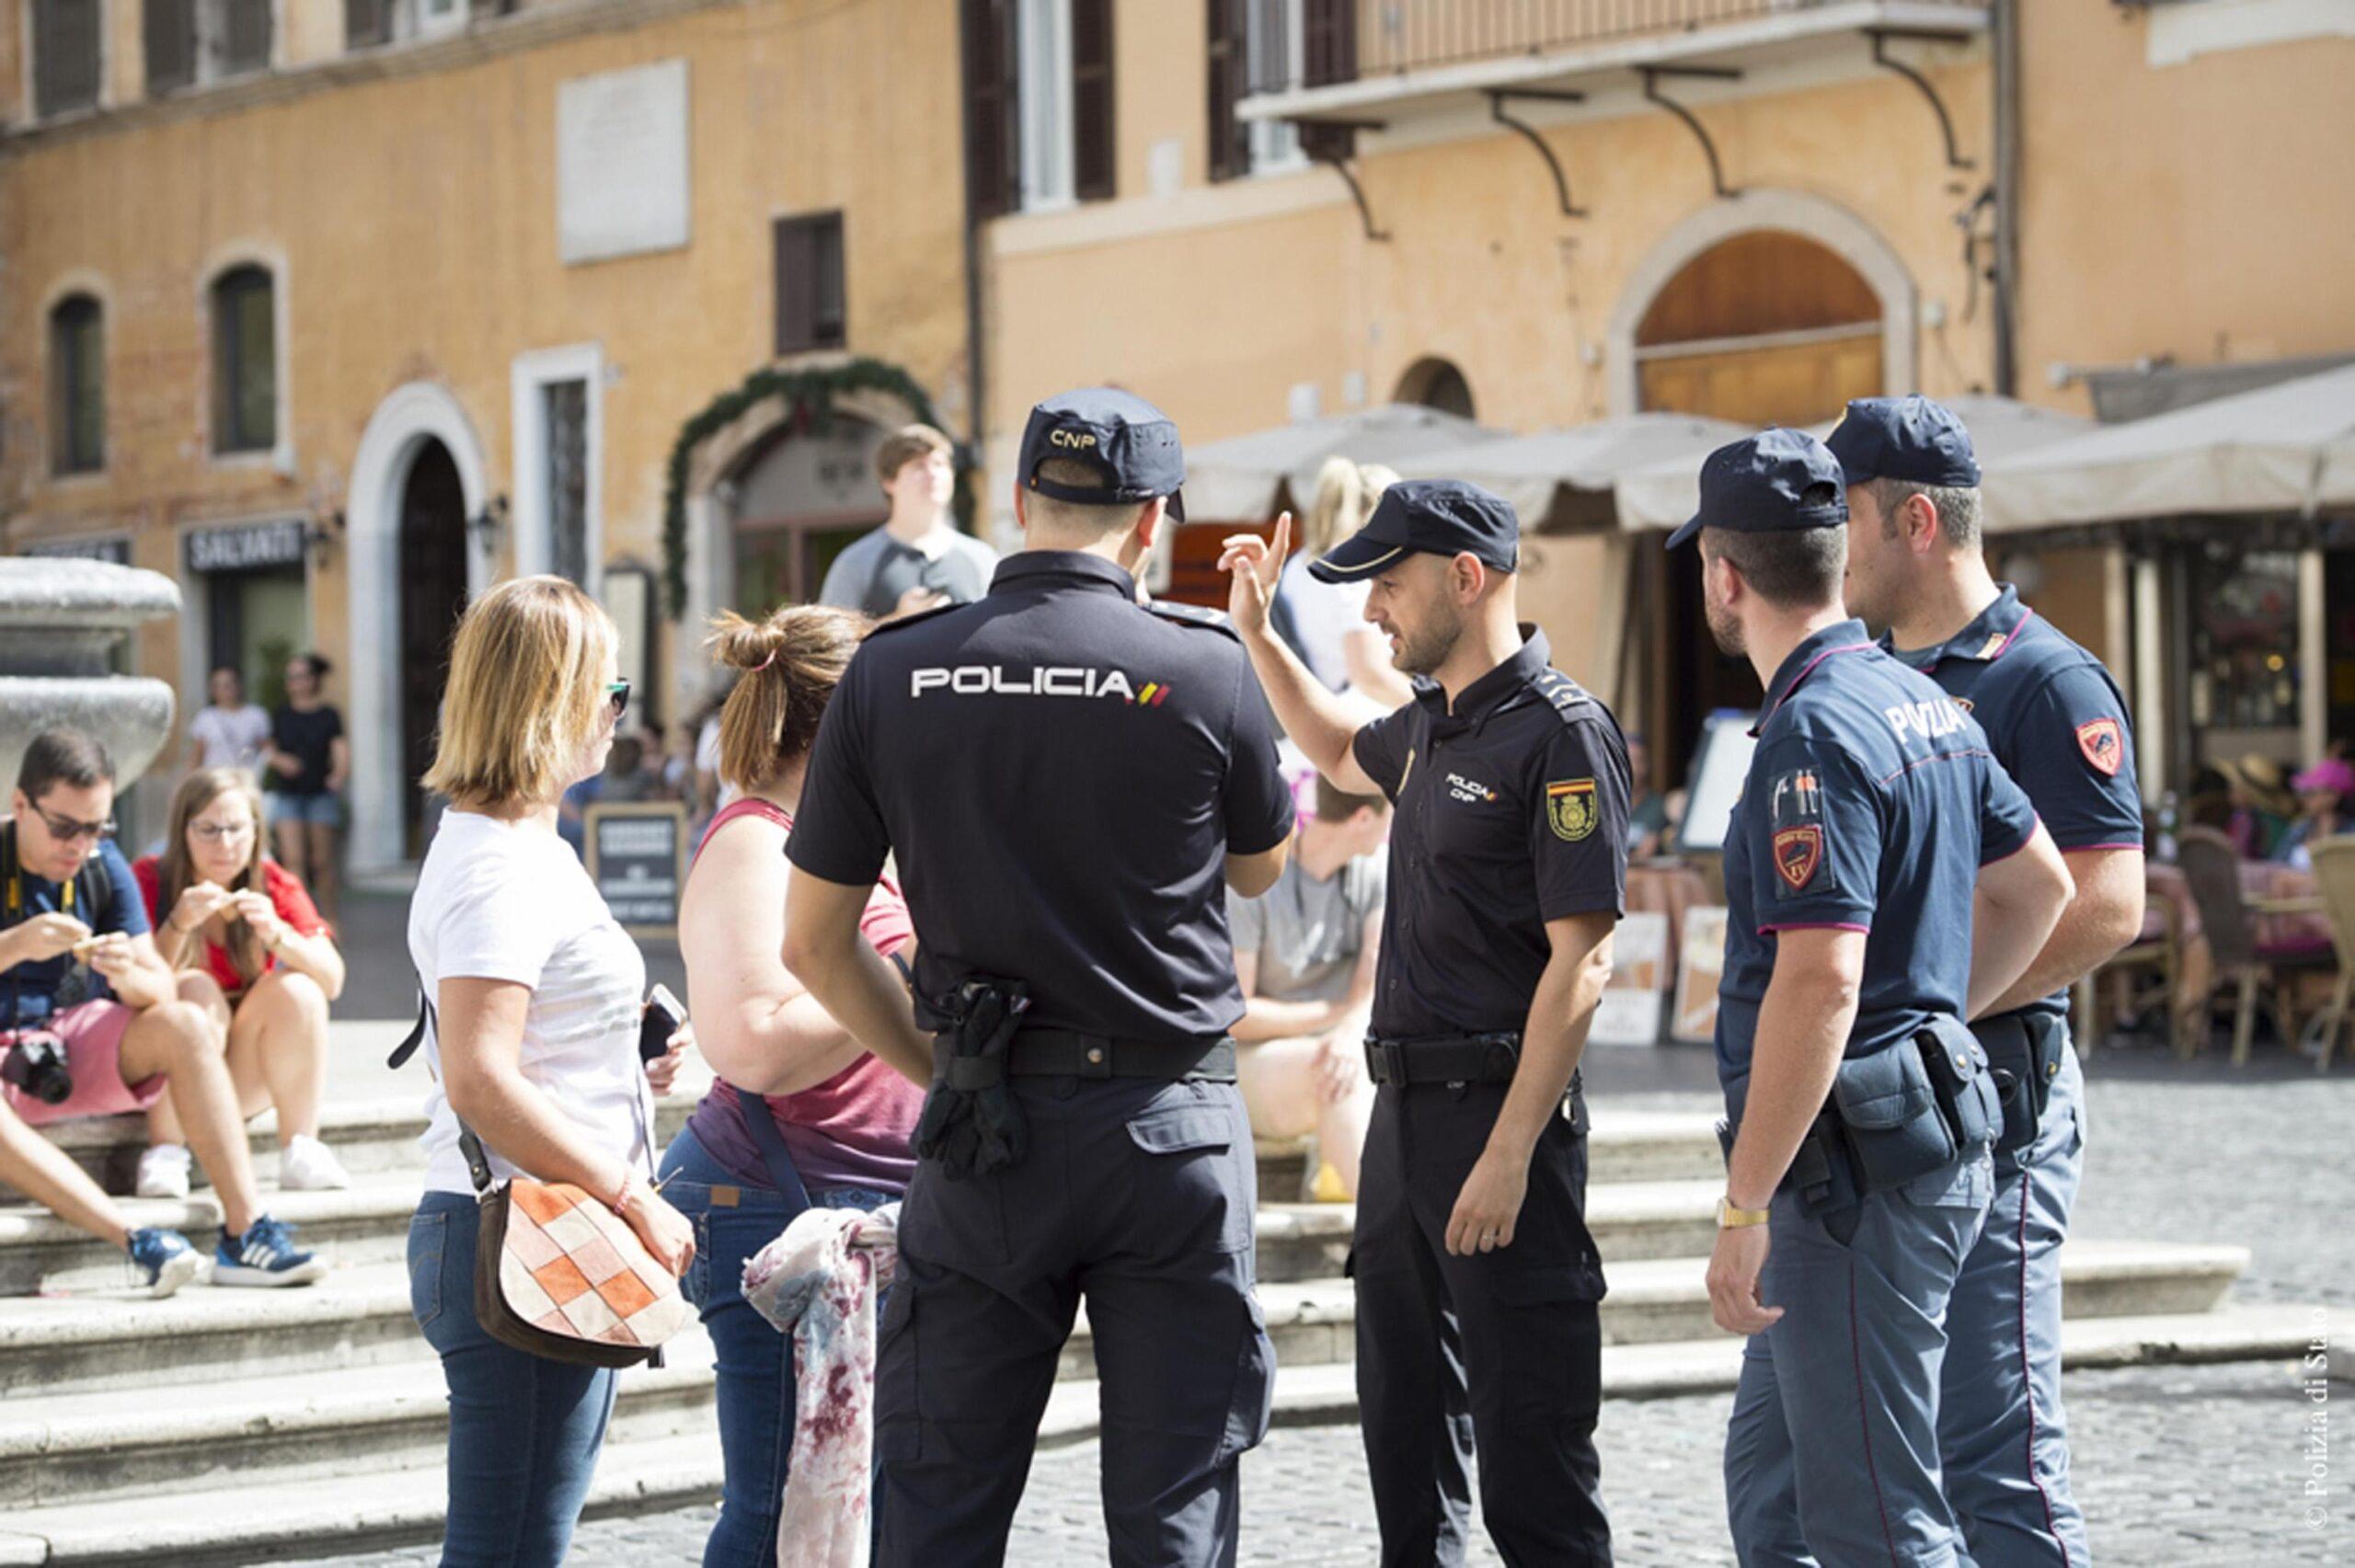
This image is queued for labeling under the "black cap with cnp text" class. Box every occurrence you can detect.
[1307,477,1520,583]
[1017,387,1187,521]
[1664,429,1848,551]
[1824,395,1982,487]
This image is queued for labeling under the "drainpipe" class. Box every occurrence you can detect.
[959,185,989,538]
[1991,0,2022,397]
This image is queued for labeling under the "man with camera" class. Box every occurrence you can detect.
[2,728,324,1294]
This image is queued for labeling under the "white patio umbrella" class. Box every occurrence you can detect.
[1980,363,2355,532]
[1181,404,1510,521]
[1393,413,1750,531]
[1613,395,2097,533]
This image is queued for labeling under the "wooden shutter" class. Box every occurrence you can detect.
[144,0,195,95]
[961,0,1020,220]
[33,0,103,119]
[344,0,392,49]
[1302,0,1355,87]
[1070,0,1115,201]
[1205,0,1248,182]
[224,0,272,74]
[774,213,846,356]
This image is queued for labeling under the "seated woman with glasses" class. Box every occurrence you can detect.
[132,768,350,1196]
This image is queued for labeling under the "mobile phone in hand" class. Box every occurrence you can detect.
[639,983,687,1062]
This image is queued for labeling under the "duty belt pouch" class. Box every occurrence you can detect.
[1976,1014,2062,1154]
[1828,1044,1956,1193]
[1915,1014,2001,1155]
[913,978,1032,1180]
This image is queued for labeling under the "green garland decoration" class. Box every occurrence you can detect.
[660,356,968,620]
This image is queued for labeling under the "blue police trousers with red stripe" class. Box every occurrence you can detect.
[1724,1145,1995,1567]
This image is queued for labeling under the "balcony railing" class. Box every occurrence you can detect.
[1273,0,1987,93]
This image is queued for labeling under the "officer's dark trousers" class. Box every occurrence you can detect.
[873,1077,1273,1568]
[1352,1080,1613,1567]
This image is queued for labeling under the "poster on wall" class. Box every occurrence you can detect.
[1670,906,1730,1045]
[1590,910,1668,1047]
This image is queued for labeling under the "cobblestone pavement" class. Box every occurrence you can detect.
[299,1358,2344,1566]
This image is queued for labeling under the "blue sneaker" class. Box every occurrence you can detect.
[127,1228,201,1299]
[214,1214,327,1288]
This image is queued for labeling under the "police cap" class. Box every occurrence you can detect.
[1308,477,1519,583]
[1664,429,1847,551]
[1824,395,1982,487]
[1018,387,1187,521]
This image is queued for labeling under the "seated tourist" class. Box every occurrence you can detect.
[1228,777,1388,1199]
[0,729,324,1292]
[133,768,350,1196]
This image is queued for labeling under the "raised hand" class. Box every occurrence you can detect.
[1216,511,1292,638]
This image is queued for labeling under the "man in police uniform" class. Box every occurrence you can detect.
[1673,430,2075,1566]
[781,388,1296,1567]
[1220,479,1627,1566]
[1834,396,2145,1565]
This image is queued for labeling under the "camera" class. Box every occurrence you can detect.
[1,1033,75,1105]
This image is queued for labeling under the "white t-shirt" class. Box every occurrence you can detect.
[408,810,651,1196]
[1276,555,1373,693]
[190,704,272,773]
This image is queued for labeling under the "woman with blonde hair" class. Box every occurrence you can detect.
[132,768,350,1196]
[661,602,925,1567]
[1274,457,1415,709]
[406,575,695,1567]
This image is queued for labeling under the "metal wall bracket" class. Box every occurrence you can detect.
[1867,30,1975,171]
[1292,116,1392,242]
[1641,66,1741,200]
[1488,90,1588,219]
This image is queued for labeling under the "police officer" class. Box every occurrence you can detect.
[1671,430,2075,1566]
[780,388,1295,1567]
[1221,479,1628,1567]
[1832,396,2145,1565]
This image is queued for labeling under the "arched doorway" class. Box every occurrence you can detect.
[397,441,469,856]
[721,414,890,614]
[1394,356,1476,420]
[1611,204,1910,788]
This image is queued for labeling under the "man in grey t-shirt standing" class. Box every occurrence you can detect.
[817,424,1001,620]
[1228,775,1389,1198]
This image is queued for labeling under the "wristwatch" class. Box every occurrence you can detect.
[1717,1196,1772,1230]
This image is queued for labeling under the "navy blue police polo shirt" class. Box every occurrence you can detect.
[1350,627,1632,1038]
[787,551,1295,1044]
[1886,584,2142,1024]
[1716,620,2039,1094]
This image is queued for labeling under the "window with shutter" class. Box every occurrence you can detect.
[1205,0,1248,182]
[345,0,393,48]
[1070,0,1114,201]
[222,0,272,74]
[775,213,847,357]
[962,0,1021,220]
[50,296,105,476]
[1301,0,1354,87]
[1015,0,1073,209]
[33,0,104,119]
[145,0,197,94]
[212,266,277,454]
[544,380,591,585]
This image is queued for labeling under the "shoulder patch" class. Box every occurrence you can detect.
[861,601,962,638]
[1529,668,1593,727]
[2074,716,2123,777]
[1143,600,1240,642]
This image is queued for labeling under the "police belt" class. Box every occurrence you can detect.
[931,1029,1236,1085]
[1970,1010,2068,1154]
[1363,1032,1522,1087]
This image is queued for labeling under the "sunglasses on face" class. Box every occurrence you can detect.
[32,804,115,844]
[607,680,632,721]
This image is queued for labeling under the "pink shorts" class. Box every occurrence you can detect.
[2,1000,165,1127]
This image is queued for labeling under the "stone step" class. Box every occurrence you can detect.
[1255,1109,1725,1198]
[1253,1181,1721,1282]
[0,1232,2251,1400]
[0,1300,2324,1567]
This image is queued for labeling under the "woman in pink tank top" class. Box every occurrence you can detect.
[657,604,925,1567]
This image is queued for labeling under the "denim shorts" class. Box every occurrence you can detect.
[268,791,344,830]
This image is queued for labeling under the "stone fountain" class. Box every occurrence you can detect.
[0,558,181,791]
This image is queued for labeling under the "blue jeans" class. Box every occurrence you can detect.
[408,1191,617,1568]
[659,1126,896,1568]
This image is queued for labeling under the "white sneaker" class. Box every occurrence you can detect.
[135,1143,192,1200]
[279,1134,351,1192]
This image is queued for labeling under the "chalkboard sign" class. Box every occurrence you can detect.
[584,803,688,939]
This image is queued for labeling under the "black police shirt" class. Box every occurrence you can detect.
[1887,584,2143,1024]
[1350,627,1632,1038]
[1716,622,2039,1095]
[787,552,1295,1044]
